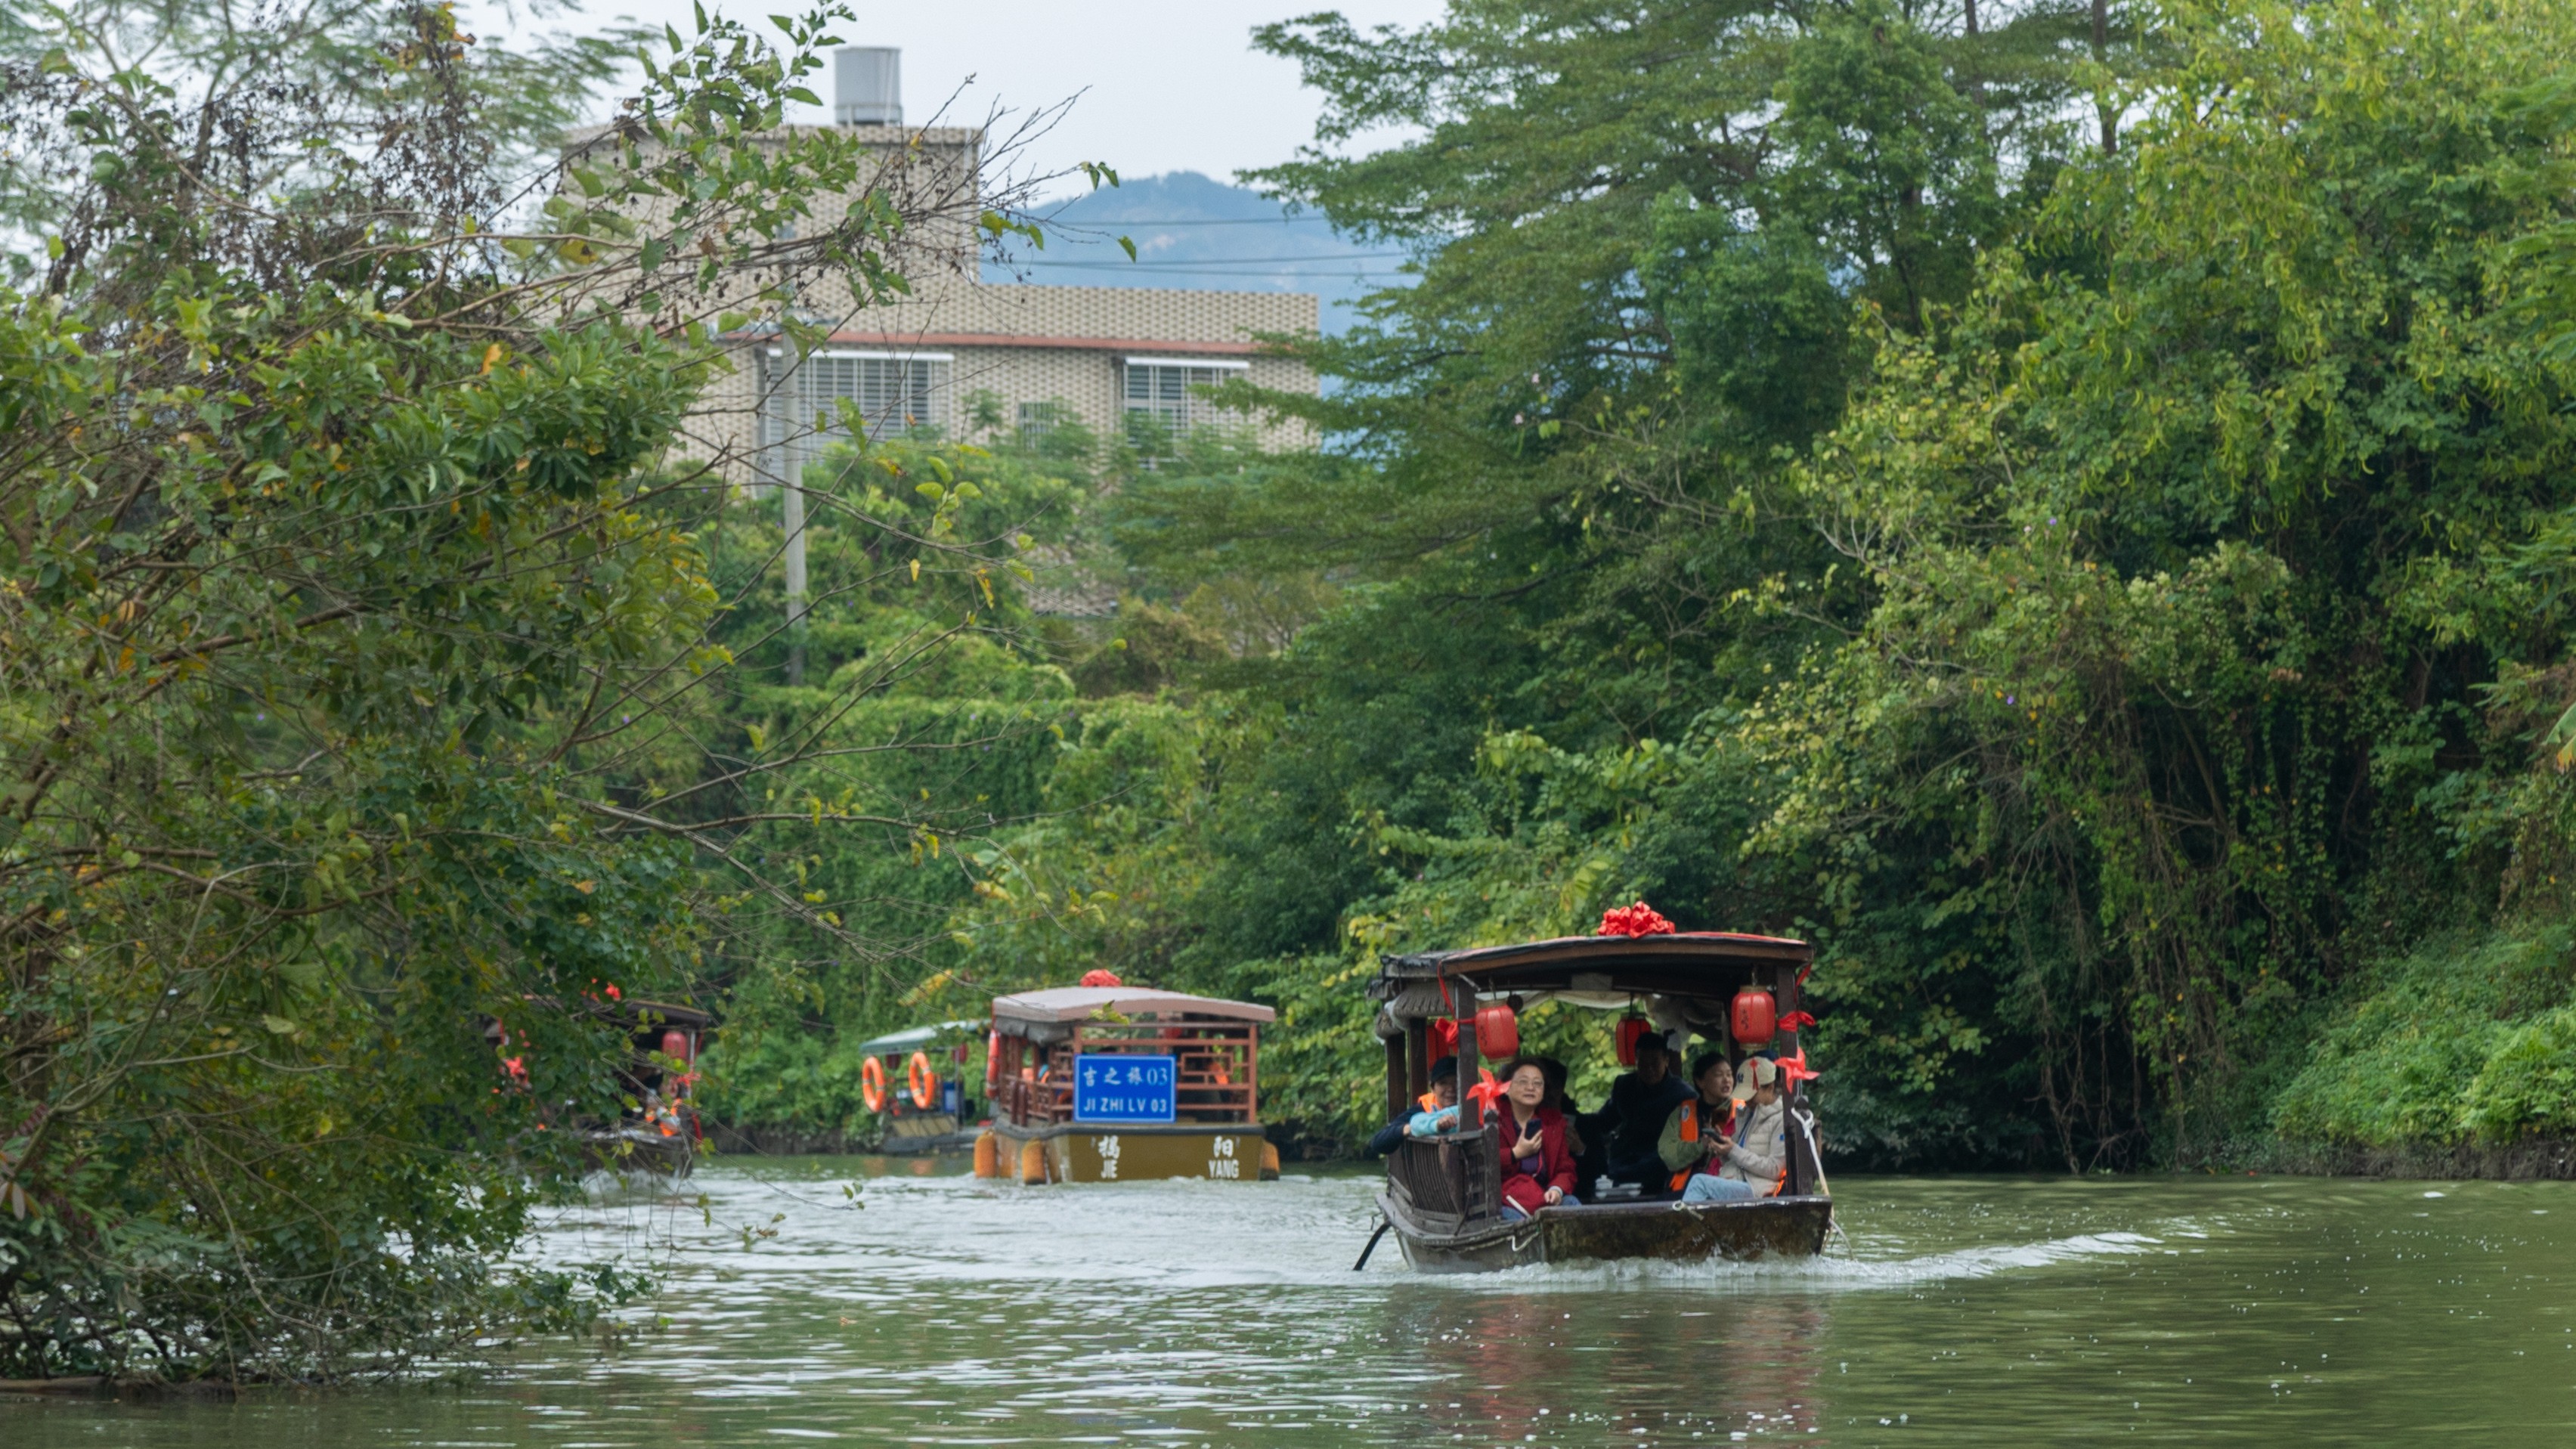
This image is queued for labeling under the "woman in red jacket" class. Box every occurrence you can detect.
[1493,1056,1580,1219]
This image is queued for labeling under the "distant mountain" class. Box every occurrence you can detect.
[981,172,1399,336]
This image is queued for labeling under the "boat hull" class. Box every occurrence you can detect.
[1380,1190,1831,1272]
[992,1122,1268,1183]
[581,1128,695,1178]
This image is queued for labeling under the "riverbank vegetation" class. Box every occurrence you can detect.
[0,0,1094,1381]
[803,0,2576,1175]
[17,0,2576,1384]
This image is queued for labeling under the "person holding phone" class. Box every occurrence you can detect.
[1492,1056,1580,1220]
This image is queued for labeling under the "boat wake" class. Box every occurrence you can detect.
[1444,1226,2172,1296]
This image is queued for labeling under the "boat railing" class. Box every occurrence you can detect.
[1385,1126,1501,1234]
[993,1015,1261,1129]
[1033,1020,1258,1127]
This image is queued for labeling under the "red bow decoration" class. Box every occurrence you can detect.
[1778,1011,1816,1033]
[1598,901,1676,937]
[1777,1046,1821,1087]
[1463,1067,1506,1121]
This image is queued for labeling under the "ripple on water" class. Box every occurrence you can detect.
[11,1169,2576,1445]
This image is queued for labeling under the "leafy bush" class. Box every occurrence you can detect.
[2274,927,2576,1145]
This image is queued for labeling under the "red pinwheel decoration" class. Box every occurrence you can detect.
[1778,1011,1817,1034]
[1463,1067,1507,1122]
[1598,901,1677,937]
[1777,1046,1821,1088]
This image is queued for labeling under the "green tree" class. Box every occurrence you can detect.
[0,0,1073,1379]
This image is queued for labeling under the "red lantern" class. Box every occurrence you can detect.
[1475,1003,1519,1060]
[660,1029,692,1064]
[1732,987,1777,1048]
[985,1029,1005,1088]
[1615,1016,1655,1067]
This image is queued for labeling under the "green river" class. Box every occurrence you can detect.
[6,1162,2571,1444]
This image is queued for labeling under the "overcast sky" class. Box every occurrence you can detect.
[470,0,1448,196]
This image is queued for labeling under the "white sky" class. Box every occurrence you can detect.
[472,0,1450,197]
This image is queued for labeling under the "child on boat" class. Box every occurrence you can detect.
[1659,1052,1740,1197]
[1678,1054,1788,1202]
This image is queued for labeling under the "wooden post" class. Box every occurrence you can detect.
[1406,1017,1429,1103]
[1454,983,1478,1133]
[1777,958,1805,1196]
[1776,960,1801,1060]
[1385,1032,1407,1124]
[1243,1024,1260,1124]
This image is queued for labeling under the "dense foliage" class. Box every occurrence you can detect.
[873,0,2576,1172]
[20,0,2576,1383]
[0,0,1076,1380]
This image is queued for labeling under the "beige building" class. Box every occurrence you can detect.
[665,48,1320,488]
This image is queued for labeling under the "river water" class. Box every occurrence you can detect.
[8,1161,2572,1444]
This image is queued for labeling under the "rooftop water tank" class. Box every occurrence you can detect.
[834,47,902,126]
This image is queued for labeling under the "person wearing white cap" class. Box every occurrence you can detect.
[1680,1054,1788,1202]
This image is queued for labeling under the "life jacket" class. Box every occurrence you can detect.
[1667,1099,1735,1192]
[1418,1089,1442,1111]
[1673,1098,1791,1197]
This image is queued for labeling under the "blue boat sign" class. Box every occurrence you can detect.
[1073,1054,1177,1124]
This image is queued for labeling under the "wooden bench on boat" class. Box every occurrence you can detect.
[1368,932,1832,1271]
[981,986,1280,1184]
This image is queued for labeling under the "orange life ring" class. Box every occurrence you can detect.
[861,1055,887,1113]
[907,1051,937,1110]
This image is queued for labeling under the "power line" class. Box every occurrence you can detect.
[1018,251,1407,265]
[1008,262,1413,276]
[1035,215,1343,226]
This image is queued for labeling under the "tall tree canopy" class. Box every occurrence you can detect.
[0,0,1083,1379]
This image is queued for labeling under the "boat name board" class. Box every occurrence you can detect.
[1071,1054,1176,1123]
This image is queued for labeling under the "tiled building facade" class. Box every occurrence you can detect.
[703,268,1320,490]
[623,51,1320,488]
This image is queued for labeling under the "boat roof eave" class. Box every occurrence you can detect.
[1371,933,1811,1004]
[853,1018,983,1057]
[989,986,1276,1028]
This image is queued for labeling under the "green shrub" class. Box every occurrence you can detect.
[2271,927,2576,1145]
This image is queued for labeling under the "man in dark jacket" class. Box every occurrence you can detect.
[1365,1057,1459,1156]
[1585,1032,1693,1188]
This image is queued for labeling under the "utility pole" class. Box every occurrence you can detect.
[2094,0,2116,153]
[784,476,808,686]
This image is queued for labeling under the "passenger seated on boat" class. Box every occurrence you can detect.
[1584,1032,1692,1188]
[1534,1057,1591,1163]
[1681,1054,1789,1203]
[1494,1057,1580,1220]
[1661,1053,1751,1200]
[1366,1057,1460,1156]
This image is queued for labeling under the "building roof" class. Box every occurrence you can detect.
[989,986,1275,1028]
[1373,933,1811,1003]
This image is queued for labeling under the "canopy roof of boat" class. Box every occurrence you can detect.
[990,986,1276,1029]
[853,1019,981,1057]
[1373,933,1810,1005]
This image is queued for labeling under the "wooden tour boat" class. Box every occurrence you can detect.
[484,997,710,1175]
[977,985,1281,1184]
[856,1020,982,1154]
[1366,930,1831,1271]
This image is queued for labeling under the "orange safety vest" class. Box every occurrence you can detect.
[1668,1099,1735,1192]
[1417,1089,1443,1111]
